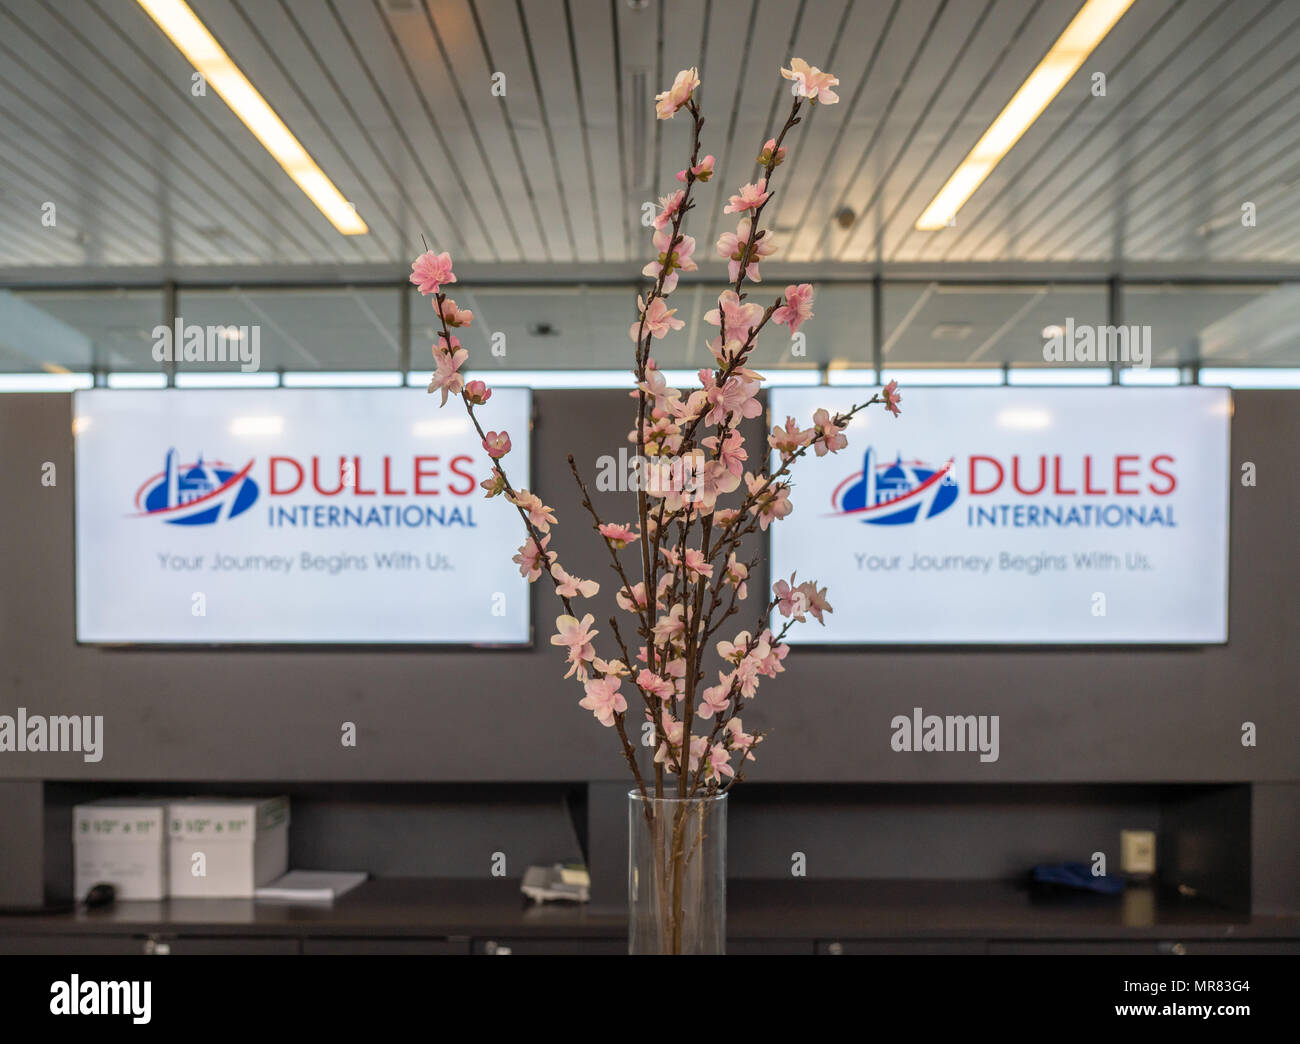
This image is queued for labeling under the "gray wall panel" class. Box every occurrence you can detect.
[0,390,1295,783]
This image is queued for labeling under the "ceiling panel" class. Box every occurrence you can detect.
[2,288,164,372]
[6,278,1298,375]
[178,286,403,370]
[0,0,1295,275]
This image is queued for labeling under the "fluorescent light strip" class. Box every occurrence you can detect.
[1118,367,1181,386]
[106,372,169,389]
[762,370,824,387]
[1007,367,1112,386]
[915,0,1136,230]
[174,372,280,388]
[0,372,94,392]
[405,369,823,389]
[282,371,404,388]
[135,0,367,235]
[826,368,878,386]
[881,368,1005,386]
[230,415,284,436]
[1199,368,1300,388]
[408,369,635,389]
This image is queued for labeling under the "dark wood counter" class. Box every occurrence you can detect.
[3,878,1298,954]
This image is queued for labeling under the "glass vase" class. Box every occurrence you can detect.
[627,790,727,954]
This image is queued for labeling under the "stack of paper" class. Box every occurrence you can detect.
[254,871,368,903]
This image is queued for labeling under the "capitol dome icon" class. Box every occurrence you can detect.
[135,449,259,525]
[832,447,957,525]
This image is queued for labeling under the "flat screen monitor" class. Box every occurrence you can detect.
[767,386,1230,644]
[74,388,532,645]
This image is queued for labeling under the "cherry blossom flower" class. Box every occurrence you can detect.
[551,563,599,599]
[482,431,511,459]
[704,290,764,343]
[617,582,648,613]
[705,337,742,371]
[513,534,551,582]
[551,613,598,661]
[655,711,684,767]
[480,468,506,498]
[685,735,708,773]
[464,379,492,405]
[702,374,763,427]
[636,669,675,701]
[676,155,715,182]
[724,553,748,599]
[757,138,787,167]
[619,576,670,614]
[637,359,682,406]
[693,459,742,511]
[744,474,792,530]
[811,407,848,457]
[595,658,629,678]
[781,58,839,105]
[715,219,775,283]
[652,604,687,646]
[706,743,735,780]
[725,717,759,760]
[734,656,762,699]
[724,179,772,215]
[773,573,810,621]
[655,67,699,119]
[653,190,685,231]
[598,522,639,549]
[410,250,456,295]
[769,416,812,457]
[797,579,832,624]
[662,656,686,695]
[553,613,598,686]
[510,489,556,533]
[883,379,903,417]
[772,283,814,335]
[681,547,713,581]
[698,674,732,719]
[428,344,468,405]
[642,230,697,294]
[716,632,752,664]
[753,629,789,678]
[632,296,684,342]
[702,429,747,478]
[437,298,473,327]
[579,675,627,727]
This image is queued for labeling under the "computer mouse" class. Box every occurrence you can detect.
[83,883,116,909]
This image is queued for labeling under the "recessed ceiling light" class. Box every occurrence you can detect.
[135,0,368,236]
[834,207,856,230]
[931,322,972,341]
[915,0,1136,231]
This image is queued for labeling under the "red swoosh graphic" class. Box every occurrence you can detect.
[826,459,954,518]
[131,460,254,518]
[133,459,234,509]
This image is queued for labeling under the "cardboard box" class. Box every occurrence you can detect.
[166,797,289,899]
[74,800,168,901]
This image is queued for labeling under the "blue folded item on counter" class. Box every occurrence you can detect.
[1030,862,1126,895]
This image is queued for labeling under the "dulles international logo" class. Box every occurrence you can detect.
[831,446,958,525]
[134,448,259,525]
